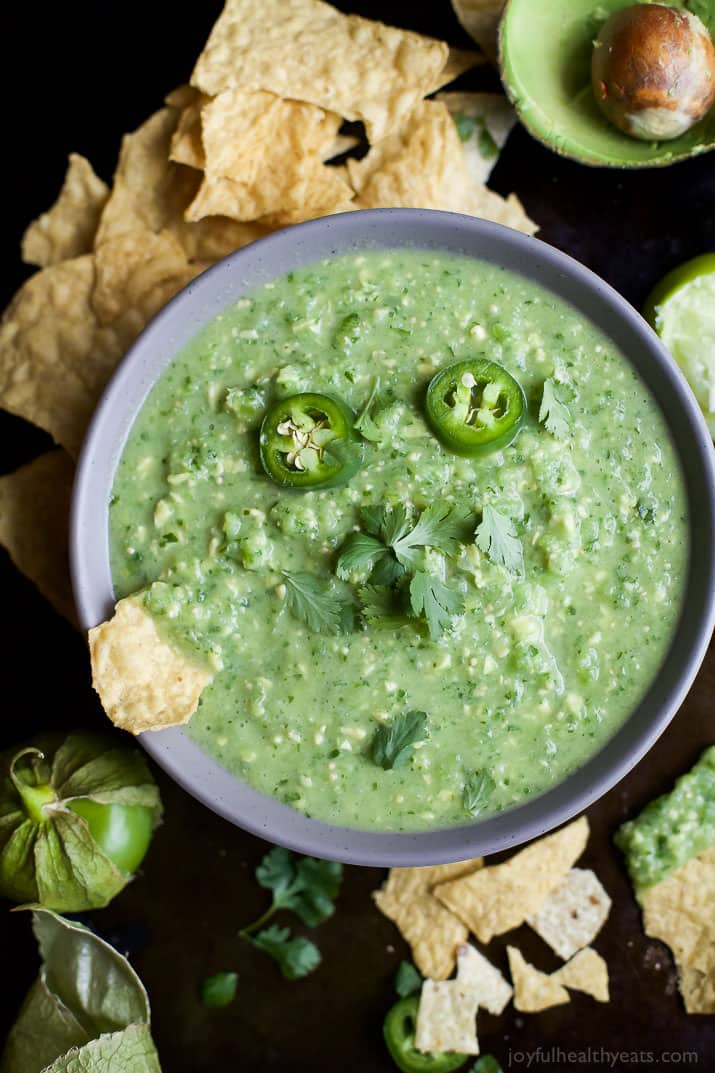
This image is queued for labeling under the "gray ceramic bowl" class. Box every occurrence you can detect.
[71,209,715,866]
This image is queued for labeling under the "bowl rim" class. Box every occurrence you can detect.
[71,207,715,866]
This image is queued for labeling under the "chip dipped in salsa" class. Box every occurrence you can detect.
[107,249,687,831]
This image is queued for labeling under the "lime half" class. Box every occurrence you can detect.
[643,254,715,438]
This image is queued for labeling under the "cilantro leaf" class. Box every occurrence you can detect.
[282,571,355,634]
[471,1057,505,1073]
[475,506,524,575]
[370,710,428,770]
[379,504,413,548]
[409,570,465,639]
[251,926,321,980]
[200,971,238,1008]
[453,112,477,141]
[256,846,342,927]
[539,378,571,439]
[393,501,472,565]
[354,378,385,442]
[463,770,496,817]
[370,554,407,587]
[395,961,422,997]
[359,586,410,629]
[336,531,389,580]
[478,126,499,160]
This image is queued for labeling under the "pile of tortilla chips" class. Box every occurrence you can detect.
[0,0,534,677]
[375,816,612,1055]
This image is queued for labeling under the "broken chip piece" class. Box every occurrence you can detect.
[553,947,610,1003]
[640,846,715,1014]
[0,450,76,624]
[453,943,513,1016]
[434,817,589,943]
[374,859,482,980]
[415,943,487,1055]
[89,594,213,733]
[527,867,611,960]
[21,153,109,268]
[507,946,570,1013]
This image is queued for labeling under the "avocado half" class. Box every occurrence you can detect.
[499,0,715,167]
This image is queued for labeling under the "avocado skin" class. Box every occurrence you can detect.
[498,0,715,169]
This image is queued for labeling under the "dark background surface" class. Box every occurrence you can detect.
[1,3,714,1071]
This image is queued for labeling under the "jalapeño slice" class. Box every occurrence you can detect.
[426,358,526,457]
[259,392,362,489]
[383,997,468,1073]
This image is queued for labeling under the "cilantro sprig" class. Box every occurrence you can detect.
[251,926,321,981]
[539,378,571,439]
[336,502,469,637]
[238,846,343,981]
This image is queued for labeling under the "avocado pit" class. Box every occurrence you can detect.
[591,4,715,141]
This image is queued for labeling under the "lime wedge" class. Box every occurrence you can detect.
[643,253,715,437]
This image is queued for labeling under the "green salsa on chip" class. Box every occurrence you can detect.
[109,250,687,831]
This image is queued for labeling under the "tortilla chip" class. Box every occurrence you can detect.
[21,154,109,268]
[0,451,76,623]
[678,965,715,1015]
[347,100,536,234]
[323,134,360,161]
[640,846,715,1013]
[0,231,195,457]
[165,84,200,110]
[169,97,206,171]
[428,47,485,93]
[96,108,271,262]
[455,943,512,1015]
[374,858,482,980]
[185,96,352,224]
[553,947,609,1002]
[437,92,517,183]
[527,867,611,960]
[89,594,213,733]
[451,0,505,62]
[507,946,570,1013]
[434,817,589,943]
[415,979,479,1056]
[191,0,449,143]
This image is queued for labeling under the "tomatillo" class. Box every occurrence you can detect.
[259,392,363,489]
[0,732,162,911]
[383,996,468,1073]
[426,359,526,457]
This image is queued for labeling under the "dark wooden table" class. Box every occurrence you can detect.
[2,3,714,1070]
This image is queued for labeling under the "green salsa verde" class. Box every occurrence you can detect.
[109,250,687,831]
